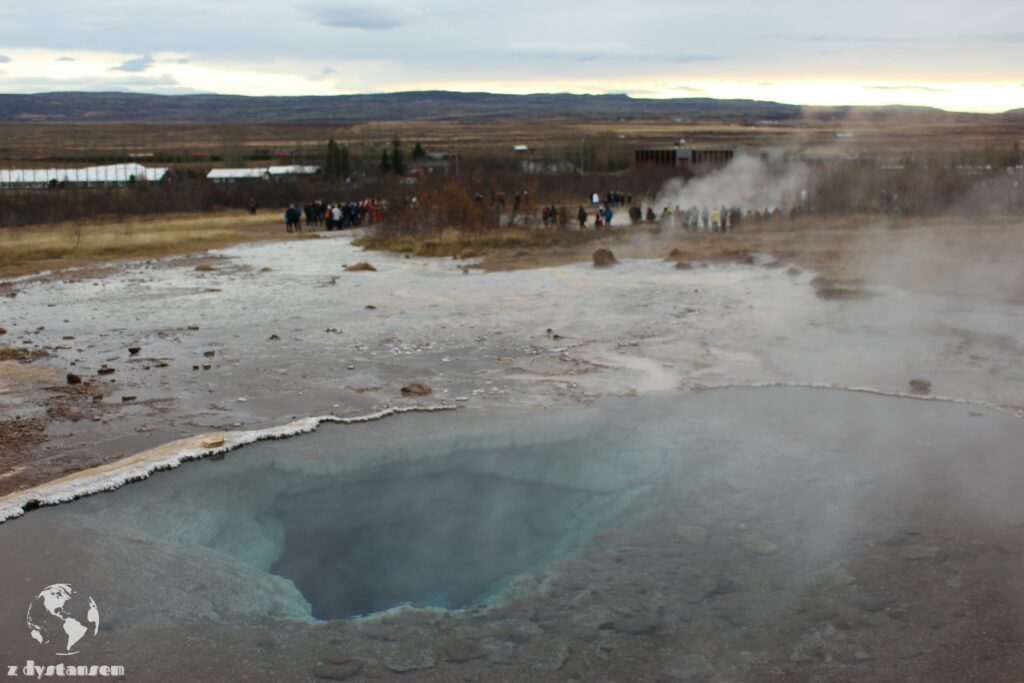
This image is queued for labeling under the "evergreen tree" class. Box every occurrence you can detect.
[324,138,342,177]
[380,150,392,174]
[390,138,406,175]
[340,145,351,179]
[412,142,427,159]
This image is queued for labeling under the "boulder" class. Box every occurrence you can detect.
[592,249,618,268]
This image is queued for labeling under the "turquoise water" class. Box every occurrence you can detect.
[2,388,1023,681]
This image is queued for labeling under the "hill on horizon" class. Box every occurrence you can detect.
[0,90,804,124]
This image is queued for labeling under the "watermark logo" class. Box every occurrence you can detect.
[3,584,125,679]
[25,584,98,656]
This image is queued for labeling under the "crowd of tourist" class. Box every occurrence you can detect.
[283,199,387,233]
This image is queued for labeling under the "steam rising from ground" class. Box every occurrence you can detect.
[653,154,812,213]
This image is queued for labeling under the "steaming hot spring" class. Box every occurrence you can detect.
[1,386,1021,680]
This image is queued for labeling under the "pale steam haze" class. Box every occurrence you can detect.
[0,0,1022,111]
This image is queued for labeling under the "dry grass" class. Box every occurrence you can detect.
[354,227,612,270]
[0,212,292,277]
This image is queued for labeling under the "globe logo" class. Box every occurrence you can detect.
[25,584,100,656]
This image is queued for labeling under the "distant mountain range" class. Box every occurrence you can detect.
[0,91,1009,124]
[0,91,799,123]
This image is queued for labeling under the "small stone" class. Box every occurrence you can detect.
[675,261,693,270]
[121,395,136,402]
[384,649,435,673]
[66,373,82,385]
[592,249,618,268]
[202,364,212,370]
[312,659,364,681]
[401,383,432,397]
[345,262,377,272]
[0,327,6,335]
[676,525,708,546]
[97,366,116,375]
[203,351,216,358]
[128,346,141,356]
[187,325,200,331]
[741,532,779,556]
[909,379,932,394]
[268,335,280,341]
[365,305,377,310]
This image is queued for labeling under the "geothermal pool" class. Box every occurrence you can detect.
[1,387,1023,681]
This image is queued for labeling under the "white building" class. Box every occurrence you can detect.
[206,165,321,183]
[0,163,168,189]
[207,168,271,183]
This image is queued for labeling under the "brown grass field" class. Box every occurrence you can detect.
[2,115,1023,168]
[0,212,292,277]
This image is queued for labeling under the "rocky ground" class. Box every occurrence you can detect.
[2,227,1022,496]
[1,226,1023,681]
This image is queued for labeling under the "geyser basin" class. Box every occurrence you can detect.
[269,468,619,619]
[2,388,1024,682]
[16,404,654,622]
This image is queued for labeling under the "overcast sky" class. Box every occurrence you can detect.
[0,0,1022,111]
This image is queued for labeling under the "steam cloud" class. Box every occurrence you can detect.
[652,154,812,213]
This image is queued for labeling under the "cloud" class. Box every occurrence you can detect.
[170,57,190,64]
[865,84,952,93]
[786,34,929,44]
[506,43,718,64]
[304,1,420,30]
[0,73,204,95]
[110,54,155,72]
[56,55,77,62]
[0,55,10,63]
